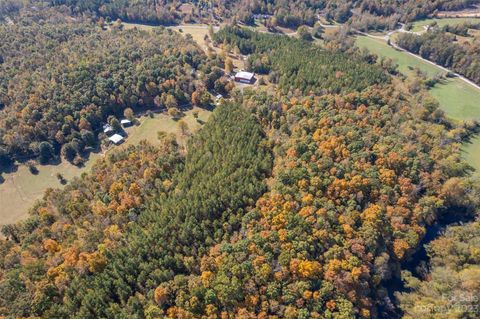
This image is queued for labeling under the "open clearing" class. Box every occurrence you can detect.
[121,107,211,148]
[356,35,480,175]
[0,108,211,226]
[0,161,94,226]
[124,22,212,49]
[411,17,480,32]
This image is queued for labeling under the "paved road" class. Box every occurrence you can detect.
[356,24,480,91]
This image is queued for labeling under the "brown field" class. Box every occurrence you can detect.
[0,161,95,226]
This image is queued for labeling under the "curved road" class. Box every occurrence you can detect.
[319,22,480,91]
[355,24,480,91]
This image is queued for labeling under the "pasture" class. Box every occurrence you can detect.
[356,35,480,175]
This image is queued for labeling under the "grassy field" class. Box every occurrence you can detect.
[356,36,443,77]
[429,80,480,121]
[0,108,211,226]
[0,161,95,226]
[411,17,480,32]
[121,108,211,148]
[356,35,480,175]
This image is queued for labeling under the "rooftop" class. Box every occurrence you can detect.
[235,71,255,80]
[109,134,124,144]
[103,124,113,133]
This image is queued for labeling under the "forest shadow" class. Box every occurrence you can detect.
[380,205,478,318]
[0,163,18,176]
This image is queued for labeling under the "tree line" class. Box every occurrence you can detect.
[2,0,477,31]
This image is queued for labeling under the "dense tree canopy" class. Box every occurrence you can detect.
[0,103,273,318]
[0,141,182,316]
[160,86,477,318]
[1,4,479,319]
[397,221,480,318]
[2,0,478,30]
[214,26,388,94]
[0,17,222,164]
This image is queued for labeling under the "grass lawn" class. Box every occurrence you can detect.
[121,107,211,148]
[0,107,211,227]
[411,17,480,32]
[462,135,480,175]
[356,35,480,175]
[429,79,480,121]
[356,36,443,77]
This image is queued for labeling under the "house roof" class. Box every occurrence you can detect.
[121,119,132,124]
[103,124,113,133]
[109,134,124,144]
[235,71,255,80]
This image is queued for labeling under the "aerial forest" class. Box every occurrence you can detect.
[0,15,223,165]
[1,2,480,319]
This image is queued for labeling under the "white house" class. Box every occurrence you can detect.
[109,134,124,145]
[121,119,132,127]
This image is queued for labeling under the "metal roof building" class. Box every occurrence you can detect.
[235,71,255,84]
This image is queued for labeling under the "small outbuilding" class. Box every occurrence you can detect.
[235,71,255,84]
[109,134,124,145]
[103,124,114,135]
[121,119,132,127]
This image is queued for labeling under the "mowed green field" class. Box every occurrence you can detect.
[356,36,442,77]
[356,35,480,175]
[411,17,480,32]
[0,108,211,226]
[429,80,480,121]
